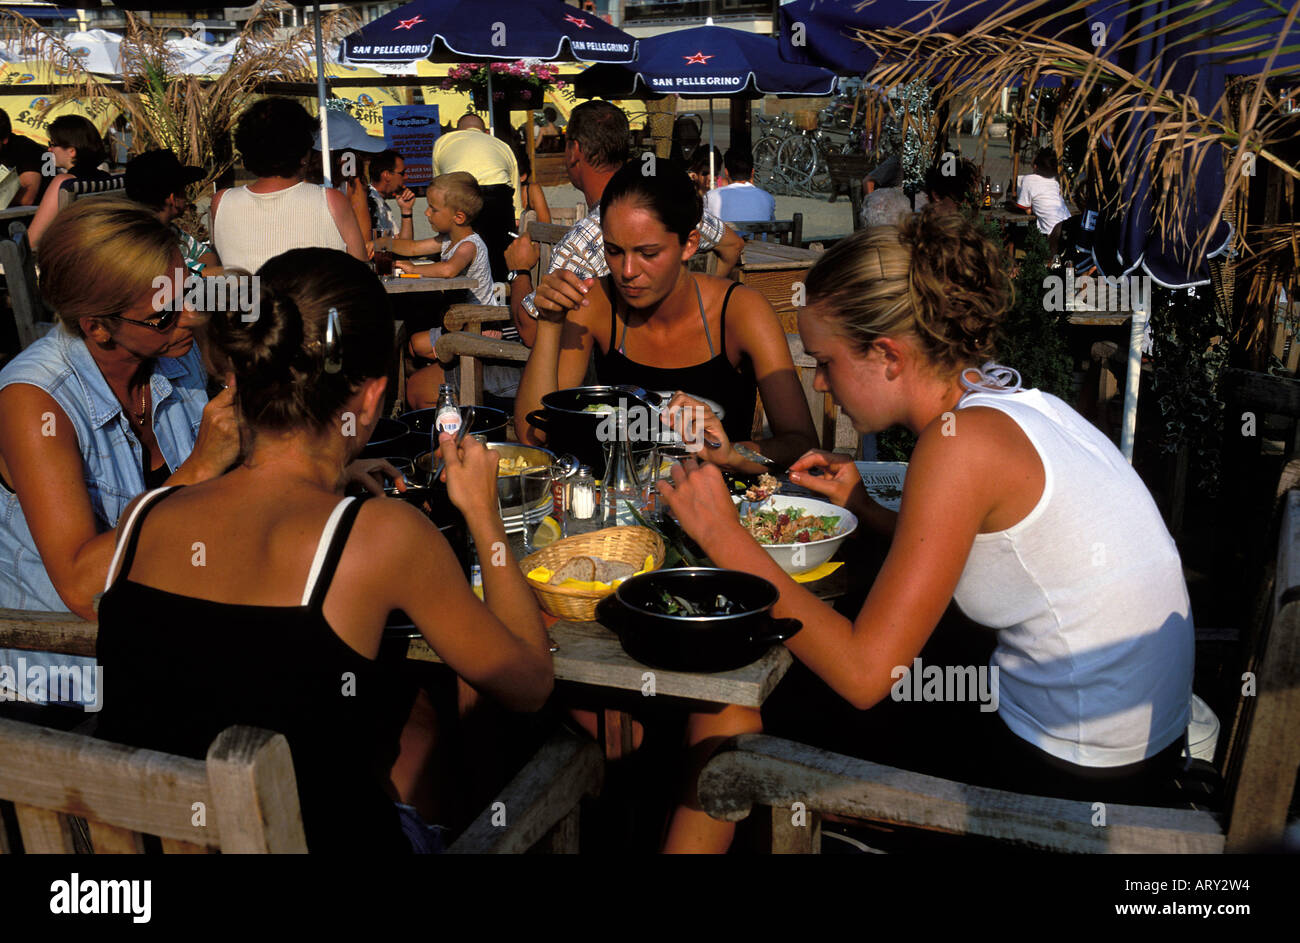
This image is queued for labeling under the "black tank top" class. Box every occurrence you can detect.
[593,276,757,444]
[95,487,416,853]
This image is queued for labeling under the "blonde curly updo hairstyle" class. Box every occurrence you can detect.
[804,207,1012,375]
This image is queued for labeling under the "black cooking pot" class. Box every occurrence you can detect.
[525,386,662,478]
[596,568,801,673]
[396,406,508,457]
[360,417,410,459]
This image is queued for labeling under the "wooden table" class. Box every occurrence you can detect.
[736,242,824,334]
[381,275,477,294]
[405,563,850,759]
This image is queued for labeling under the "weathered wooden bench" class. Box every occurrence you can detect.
[726,214,803,247]
[0,612,602,854]
[698,491,1300,854]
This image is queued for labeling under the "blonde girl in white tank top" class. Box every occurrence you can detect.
[656,209,1194,852]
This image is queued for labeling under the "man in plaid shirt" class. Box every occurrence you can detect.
[504,101,743,347]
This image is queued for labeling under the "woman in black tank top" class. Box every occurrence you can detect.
[515,161,818,473]
[95,249,553,853]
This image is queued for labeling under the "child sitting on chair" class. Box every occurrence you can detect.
[398,172,497,408]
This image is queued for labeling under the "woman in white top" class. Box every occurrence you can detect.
[210,98,367,274]
[659,209,1194,852]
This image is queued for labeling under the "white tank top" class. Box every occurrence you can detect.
[951,386,1193,767]
[442,233,495,306]
[212,182,346,274]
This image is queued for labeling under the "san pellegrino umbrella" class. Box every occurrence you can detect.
[575,19,838,186]
[340,0,638,134]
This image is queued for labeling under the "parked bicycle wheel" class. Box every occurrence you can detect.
[777,134,818,184]
[753,136,781,175]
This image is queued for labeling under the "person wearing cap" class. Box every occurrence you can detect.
[125,149,221,277]
[309,108,392,247]
[210,98,367,275]
[431,113,520,282]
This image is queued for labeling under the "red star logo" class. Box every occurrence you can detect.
[394,15,425,30]
[564,14,594,29]
[683,51,713,65]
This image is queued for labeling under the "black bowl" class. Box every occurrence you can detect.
[597,567,801,673]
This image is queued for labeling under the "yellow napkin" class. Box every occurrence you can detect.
[527,554,656,591]
[791,561,844,583]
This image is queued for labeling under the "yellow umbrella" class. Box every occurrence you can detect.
[0,61,122,145]
[313,62,403,137]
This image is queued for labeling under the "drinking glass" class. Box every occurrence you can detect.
[518,466,556,553]
[372,230,395,277]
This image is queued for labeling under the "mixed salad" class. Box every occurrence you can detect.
[740,507,842,545]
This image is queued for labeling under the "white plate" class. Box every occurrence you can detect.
[855,461,907,512]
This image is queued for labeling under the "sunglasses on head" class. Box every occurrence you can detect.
[99,309,181,333]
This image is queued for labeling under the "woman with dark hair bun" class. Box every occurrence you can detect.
[27,115,113,248]
[515,160,818,473]
[660,208,1196,850]
[94,247,552,853]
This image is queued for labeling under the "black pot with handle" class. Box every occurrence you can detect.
[397,406,508,457]
[360,417,410,459]
[526,386,662,477]
[596,567,801,673]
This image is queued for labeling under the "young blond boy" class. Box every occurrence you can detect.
[399,172,496,407]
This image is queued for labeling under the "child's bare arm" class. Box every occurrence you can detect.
[395,241,475,278]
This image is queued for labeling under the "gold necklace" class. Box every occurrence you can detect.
[127,384,148,426]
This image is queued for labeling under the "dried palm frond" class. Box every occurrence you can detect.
[847,0,1300,359]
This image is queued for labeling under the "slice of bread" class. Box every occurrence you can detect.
[550,555,597,585]
[593,558,637,584]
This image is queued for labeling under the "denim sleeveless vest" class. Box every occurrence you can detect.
[0,327,207,611]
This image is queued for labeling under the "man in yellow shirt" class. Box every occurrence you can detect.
[432,113,520,281]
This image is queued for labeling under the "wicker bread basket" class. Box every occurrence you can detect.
[519,526,665,621]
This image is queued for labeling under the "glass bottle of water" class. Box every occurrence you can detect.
[433,383,461,454]
[601,410,646,528]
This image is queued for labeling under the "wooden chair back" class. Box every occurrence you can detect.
[726,213,803,247]
[55,174,128,212]
[547,202,588,230]
[0,609,604,854]
[748,334,855,454]
[698,491,1300,854]
[0,221,53,350]
[523,219,572,284]
[0,720,307,853]
[436,303,527,406]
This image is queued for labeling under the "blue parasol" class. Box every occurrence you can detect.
[340,0,637,134]
[575,21,837,186]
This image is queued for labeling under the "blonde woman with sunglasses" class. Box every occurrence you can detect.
[0,202,239,701]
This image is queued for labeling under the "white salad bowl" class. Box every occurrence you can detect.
[732,494,858,575]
